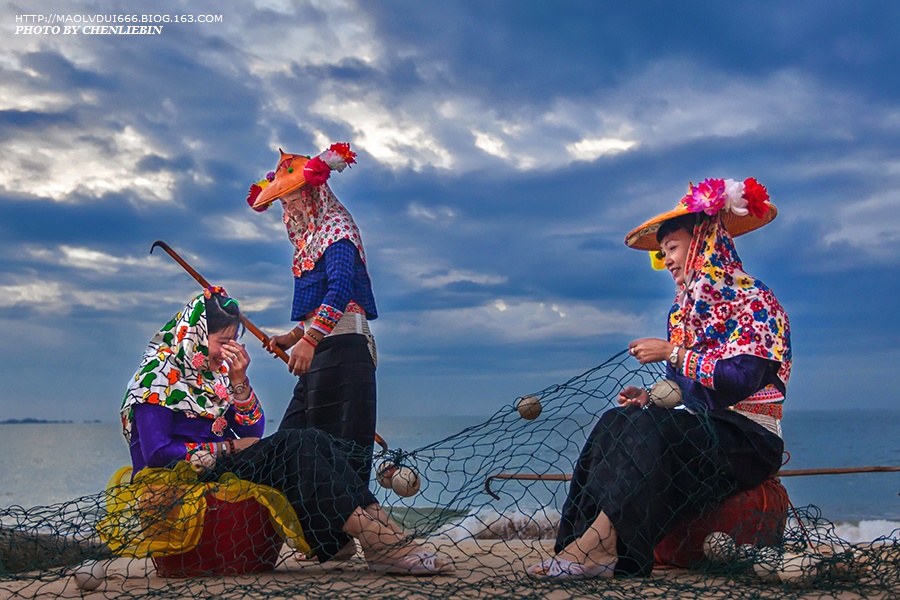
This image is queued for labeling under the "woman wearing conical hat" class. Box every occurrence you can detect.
[528,177,791,579]
[247,144,378,485]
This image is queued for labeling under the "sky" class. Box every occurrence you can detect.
[1,1,899,424]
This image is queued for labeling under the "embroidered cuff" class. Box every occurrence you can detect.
[681,350,717,389]
[310,303,343,335]
[233,391,263,426]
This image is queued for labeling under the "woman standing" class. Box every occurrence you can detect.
[529,177,791,579]
[248,144,378,484]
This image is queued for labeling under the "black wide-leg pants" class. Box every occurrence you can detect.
[555,406,783,576]
[279,334,377,485]
[217,428,377,562]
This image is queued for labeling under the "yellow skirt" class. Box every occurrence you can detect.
[97,461,310,558]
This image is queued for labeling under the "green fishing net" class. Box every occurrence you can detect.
[2,352,897,599]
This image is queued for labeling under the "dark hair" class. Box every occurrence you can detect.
[656,213,698,245]
[205,292,243,335]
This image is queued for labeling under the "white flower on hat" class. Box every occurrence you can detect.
[319,143,357,173]
[723,178,749,216]
[320,149,350,172]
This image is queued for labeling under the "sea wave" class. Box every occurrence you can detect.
[832,520,900,544]
[433,507,561,542]
[431,507,900,544]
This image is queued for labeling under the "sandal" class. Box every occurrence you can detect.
[369,550,454,576]
[527,556,616,580]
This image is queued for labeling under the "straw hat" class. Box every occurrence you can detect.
[624,177,778,251]
[247,143,357,211]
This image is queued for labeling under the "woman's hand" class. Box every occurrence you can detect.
[223,341,250,383]
[618,385,650,408]
[288,339,315,376]
[266,330,300,354]
[628,338,676,365]
[231,437,260,453]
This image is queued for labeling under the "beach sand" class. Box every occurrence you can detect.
[2,537,896,600]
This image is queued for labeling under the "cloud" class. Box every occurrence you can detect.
[22,244,180,274]
[0,280,59,309]
[380,249,507,289]
[567,137,638,161]
[309,95,455,169]
[0,275,160,313]
[822,191,900,257]
[205,215,285,242]
[391,298,646,344]
[0,123,179,203]
[406,202,456,223]
[278,58,874,181]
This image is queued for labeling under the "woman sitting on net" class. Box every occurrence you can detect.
[529,178,791,579]
[120,288,452,575]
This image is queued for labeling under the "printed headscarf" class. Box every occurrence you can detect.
[284,183,367,277]
[667,214,792,386]
[120,292,233,442]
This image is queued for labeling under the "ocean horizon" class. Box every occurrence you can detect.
[2,409,898,544]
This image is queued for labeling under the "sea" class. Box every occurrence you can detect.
[1,410,898,544]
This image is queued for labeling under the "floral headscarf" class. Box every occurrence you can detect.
[284,183,367,277]
[120,293,233,442]
[667,214,792,387]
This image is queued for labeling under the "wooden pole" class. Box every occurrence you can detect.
[484,466,900,500]
[150,240,389,452]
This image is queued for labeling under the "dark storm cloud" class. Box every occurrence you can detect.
[1,0,898,421]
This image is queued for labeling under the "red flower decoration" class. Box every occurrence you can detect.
[204,286,228,299]
[328,142,357,165]
[303,156,332,187]
[743,177,770,218]
[246,182,270,212]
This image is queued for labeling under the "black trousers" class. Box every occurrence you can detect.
[555,406,783,576]
[217,428,377,562]
[279,334,377,485]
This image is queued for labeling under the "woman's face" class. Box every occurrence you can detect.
[280,189,307,222]
[659,228,693,287]
[207,325,238,371]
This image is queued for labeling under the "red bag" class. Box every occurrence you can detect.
[654,478,789,567]
[153,494,283,577]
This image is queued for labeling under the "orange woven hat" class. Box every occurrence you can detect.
[247,143,357,212]
[624,177,778,251]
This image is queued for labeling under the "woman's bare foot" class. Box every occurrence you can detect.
[331,540,359,561]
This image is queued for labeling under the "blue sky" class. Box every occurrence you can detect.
[1,1,898,423]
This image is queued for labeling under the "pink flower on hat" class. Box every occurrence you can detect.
[683,179,727,215]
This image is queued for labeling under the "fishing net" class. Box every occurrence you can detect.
[2,351,898,599]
